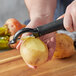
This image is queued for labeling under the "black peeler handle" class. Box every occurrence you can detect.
[37,18,64,36]
[9,18,64,44]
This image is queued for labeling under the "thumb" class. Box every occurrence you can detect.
[16,21,36,50]
[21,21,36,37]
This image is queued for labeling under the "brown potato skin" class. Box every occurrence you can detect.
[5,18,26,35]
[54,33,75,58]
[5,18,26,48]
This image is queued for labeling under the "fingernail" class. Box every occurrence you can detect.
[16,40,22,50]
[69,27,74,32]
[65,26,74,32]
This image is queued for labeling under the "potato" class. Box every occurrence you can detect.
[54,33,75,58]
[5,18,26,35]
[20,36,48,67]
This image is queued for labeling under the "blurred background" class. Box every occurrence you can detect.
[0,0,76,42]
[0,0,29,26]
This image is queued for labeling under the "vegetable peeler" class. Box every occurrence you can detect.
[9,18,64,44]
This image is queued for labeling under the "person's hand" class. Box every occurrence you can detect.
[16,17,56,60]
[59,0,76,32]
[16,0,57,60]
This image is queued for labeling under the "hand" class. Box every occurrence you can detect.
[17,0,57,60]
[16,17,56,60]
[63,0,76,32]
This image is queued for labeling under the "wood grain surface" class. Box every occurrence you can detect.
[0,49,76,76]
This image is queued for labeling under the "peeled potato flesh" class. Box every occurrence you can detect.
[54,33,75,58]
[20,36,48,67]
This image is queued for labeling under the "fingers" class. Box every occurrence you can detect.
[21,21,36,38]
[16,40,23,50]
[70,6,76,31]
[57,10,74,32]
[63,0,76,32]
[64,9,74,32]
[16,21,37,50]
[22,18,51,38]
[17,17,55,50]
[57,13,74,32]
[57,0,76,32]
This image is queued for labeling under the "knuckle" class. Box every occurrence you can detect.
[71,6,76,15]
[66,5,71,12]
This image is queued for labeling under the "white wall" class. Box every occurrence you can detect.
[0,0,29,26]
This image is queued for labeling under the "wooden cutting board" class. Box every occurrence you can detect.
[0,49,76,76]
